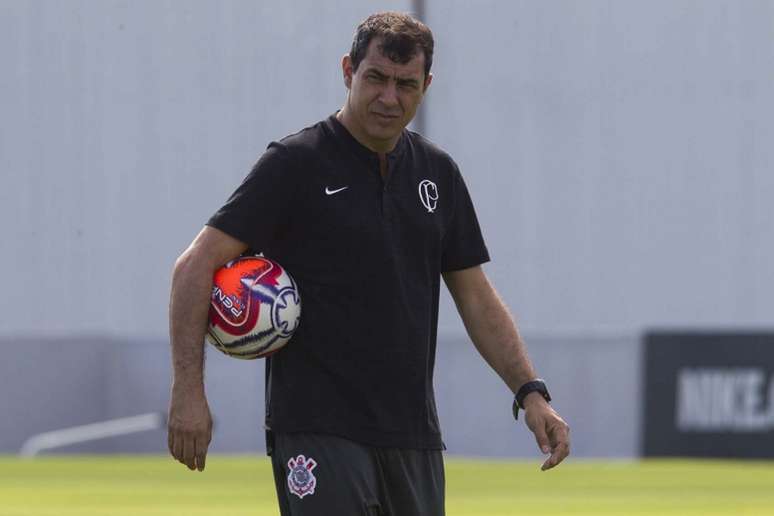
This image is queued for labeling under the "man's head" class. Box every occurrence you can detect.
[349,12,434,80]
[338,12,434,153]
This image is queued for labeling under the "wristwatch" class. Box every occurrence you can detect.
[512,379,552,420]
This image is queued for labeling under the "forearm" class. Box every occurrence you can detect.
[167,226,248,471]
[445,268,570,469]
[466,290,536,393]
[445,269,537,394]
[169,251,214,394]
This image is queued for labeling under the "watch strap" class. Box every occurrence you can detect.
[512,379,551,420]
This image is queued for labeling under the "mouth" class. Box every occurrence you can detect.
[372,112,400,121]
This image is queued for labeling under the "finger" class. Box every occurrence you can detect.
[172,432,184,462]
[541,441,570,471]
[182,434,196,470]
[532,423,551,455]
[549,423,571,455]
[542,425,571,471]
[195,437,208,472]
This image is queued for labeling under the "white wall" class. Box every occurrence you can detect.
[429,0,774,334]
[0,0,411,337]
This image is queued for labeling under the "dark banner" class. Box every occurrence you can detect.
[643,332,774,458]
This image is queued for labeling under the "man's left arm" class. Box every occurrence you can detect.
[443,265,571,470]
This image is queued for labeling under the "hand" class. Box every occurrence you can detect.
[523,393,570,471]
[168,386,213,471]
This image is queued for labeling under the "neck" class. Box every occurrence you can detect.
[337,104,398,154]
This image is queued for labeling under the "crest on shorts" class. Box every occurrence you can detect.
[287,454,317,499]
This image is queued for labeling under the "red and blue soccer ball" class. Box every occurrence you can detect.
[206,256,301,359]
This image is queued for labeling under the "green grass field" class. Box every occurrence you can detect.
[2,456,773,515]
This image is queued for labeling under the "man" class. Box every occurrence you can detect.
[168,11,569,515]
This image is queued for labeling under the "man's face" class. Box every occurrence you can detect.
[342,38,432,151]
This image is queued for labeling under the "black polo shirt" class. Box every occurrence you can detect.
[207,114,489,449]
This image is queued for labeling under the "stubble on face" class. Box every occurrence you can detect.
[339,39,431,153]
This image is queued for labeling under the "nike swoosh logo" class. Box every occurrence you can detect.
[325,186,349,195]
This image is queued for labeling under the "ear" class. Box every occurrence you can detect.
[342,55,353,90]
[422,72,433,93]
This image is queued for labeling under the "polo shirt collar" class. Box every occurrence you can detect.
[327,113,407,164]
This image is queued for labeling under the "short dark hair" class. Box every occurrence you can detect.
[349,12,434,78]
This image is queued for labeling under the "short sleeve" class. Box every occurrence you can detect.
[441,164,490,272]
[207,142,296,251]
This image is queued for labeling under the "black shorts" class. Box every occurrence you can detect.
[269,432,445,516]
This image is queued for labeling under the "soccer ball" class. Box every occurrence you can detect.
[206,256,301,359]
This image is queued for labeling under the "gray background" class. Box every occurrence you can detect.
[1,0,771,457]
[0,334,639,458]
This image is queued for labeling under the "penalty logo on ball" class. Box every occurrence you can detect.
[207,256,301,359]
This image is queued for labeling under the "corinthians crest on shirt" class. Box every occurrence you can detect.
[287,454,318,499]
[418,179,438,213]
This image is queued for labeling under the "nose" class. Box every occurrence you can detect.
[378,81,399,108]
